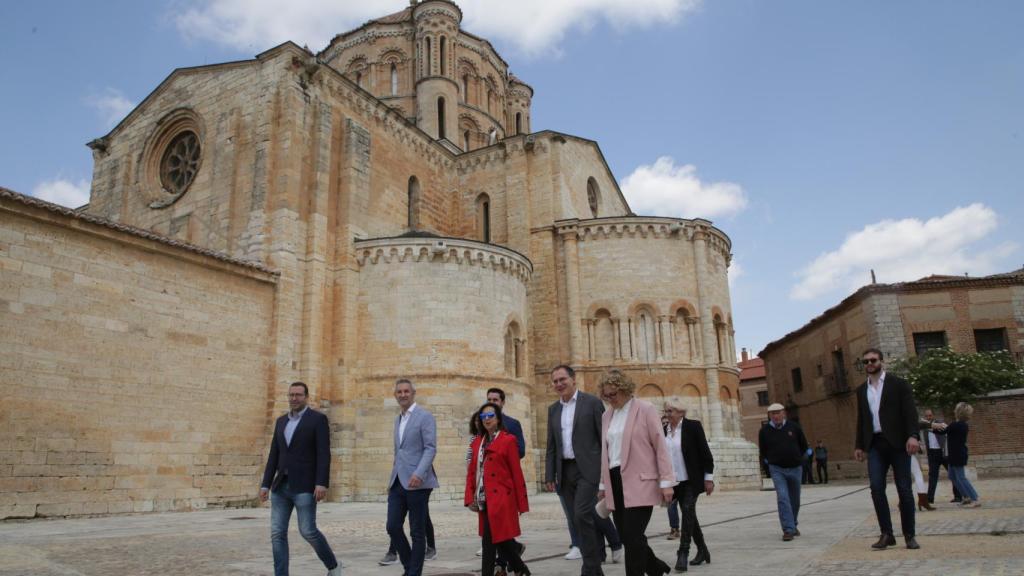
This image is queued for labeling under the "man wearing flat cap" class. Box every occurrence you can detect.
[758,403,809,542]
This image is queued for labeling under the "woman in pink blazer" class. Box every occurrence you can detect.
[598,369,675,576]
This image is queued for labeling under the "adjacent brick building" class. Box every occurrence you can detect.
[759,269,1024,479]
[0,0,758,519]
[737,348,768,443]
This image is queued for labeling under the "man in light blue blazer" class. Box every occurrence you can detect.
[387,379,438,576]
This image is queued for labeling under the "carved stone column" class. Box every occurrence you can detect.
[693,228,724,439]
[656,315,669,361]
[685,317,700,366]
[611,318,622,359]
[559,225,583,365]
[585,319,595,361]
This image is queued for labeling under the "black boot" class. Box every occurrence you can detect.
[690,548,710,566]
[674,548,688,572]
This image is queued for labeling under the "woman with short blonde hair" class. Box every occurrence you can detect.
[597,369,674,575]
[944,402,980,507]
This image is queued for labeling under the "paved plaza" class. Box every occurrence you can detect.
[1,477,1021,576]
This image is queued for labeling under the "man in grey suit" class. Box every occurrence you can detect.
[546,364,606,576]
[387,379,438,576]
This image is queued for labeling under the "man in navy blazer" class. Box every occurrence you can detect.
[387,379,438,576]
[260,382,342,576]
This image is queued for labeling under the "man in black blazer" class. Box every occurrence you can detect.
[854,348,920,551]
[546,364,606,576]
[664,400,714,572]
[260,382,342,576]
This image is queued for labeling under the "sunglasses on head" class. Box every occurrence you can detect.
[480,412,497,420]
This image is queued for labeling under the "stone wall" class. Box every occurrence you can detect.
[0,192,278,519]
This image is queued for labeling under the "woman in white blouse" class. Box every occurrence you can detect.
[597,369,676,576]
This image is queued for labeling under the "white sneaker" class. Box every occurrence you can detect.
[327,563,344,576]
[425,546,437,561]
[564,546,582,560]
[611,546,623,563]
[476,546,483,557]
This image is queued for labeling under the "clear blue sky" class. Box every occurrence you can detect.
[2,1,1022,356]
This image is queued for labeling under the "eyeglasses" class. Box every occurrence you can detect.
[863,358,880,364]
[479,412,497,420]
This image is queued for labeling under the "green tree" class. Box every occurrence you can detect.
[888,348,1024,412]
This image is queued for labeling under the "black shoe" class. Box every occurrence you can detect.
[674,550,688,572]
[905,536,920,550]
[871,533,896,549]
[793,529,801,537]
[690,549,710,566]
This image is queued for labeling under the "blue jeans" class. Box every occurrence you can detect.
[387,479,432,576]
[667,498,680,530]
[948,466,979,502]
[558,491,580,547]
[769,465,802,533]
[270,479,338,576]
[868,435,915,538]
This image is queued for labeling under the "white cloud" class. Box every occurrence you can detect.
[790,203,1017,301]
[620,156,748,219]
[173,0,701,56]
[87,88,136,128]
[32,178,90,208]
[728,259,744,288]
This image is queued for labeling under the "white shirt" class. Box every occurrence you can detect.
[284,406,308,446]
[665,420,714,483]
[927,428,941,450]
[606,399,632,468]
[560,390,578,459]
[867,372,885,434]
[399,403,417,445]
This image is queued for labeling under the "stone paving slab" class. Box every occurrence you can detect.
[0,479,1021,576]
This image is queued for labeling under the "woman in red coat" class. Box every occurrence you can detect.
[465,402,531,576]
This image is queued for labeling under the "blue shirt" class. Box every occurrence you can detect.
[284,406,307,446]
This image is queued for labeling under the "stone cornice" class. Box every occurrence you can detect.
[322,29,415,64]
[553,217,732,256]
[355,236,532,283]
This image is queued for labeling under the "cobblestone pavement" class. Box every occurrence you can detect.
[0,478,1020,576]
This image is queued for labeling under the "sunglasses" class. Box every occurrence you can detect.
[479,412,497,420]
[863,358,880,364]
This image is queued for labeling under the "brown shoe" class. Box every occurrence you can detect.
[782,532,794,541]
[871,533,896,549]
[667,528,680,540]
[793,529,801,537]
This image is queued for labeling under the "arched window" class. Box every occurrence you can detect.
[462,75,469,101]
[476,193,491,242]
[505,321,522,377]
[487,88,493,114]
[636,309,656,364]
[463,130,471,151]
[407,176,420,230]
[594,309,615,361]
[587,177,600,217]
[355,72,362,87]
[390,63,398,95]
[714,314,725,364]
[437,97,446,140]
[424,37,432,75]
[439,37,447,76]
[515,112,522,135]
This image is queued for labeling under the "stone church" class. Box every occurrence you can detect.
[0,0,757,519]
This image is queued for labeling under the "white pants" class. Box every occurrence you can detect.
[909,454,927,495]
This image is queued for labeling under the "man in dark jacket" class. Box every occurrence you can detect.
[664,399,714,572]
[854,348,920,550]
[759,403,808,541]
[260,382,342,576]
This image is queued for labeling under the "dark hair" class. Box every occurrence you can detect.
[551,364,575,379]
[861,347,884,361]
[486,387,506,402]
[475,402,506,432]
[289,381,309,396]
[469,412,480,436]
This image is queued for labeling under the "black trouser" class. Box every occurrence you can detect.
[802,458,815,484]
[672,482,706,557]
[816,459,828,484]
[386,503,435,554]
[560,459,603,575]
[610,467,667,576]
[926,448,961,503]
[481,511,527,576]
